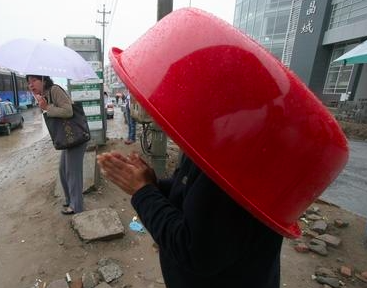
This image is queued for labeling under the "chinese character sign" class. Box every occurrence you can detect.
[301,20,314,34]
[306,0,316,16]
[301,0,317,34]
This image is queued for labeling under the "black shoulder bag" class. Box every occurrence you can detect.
[43,85,91,150]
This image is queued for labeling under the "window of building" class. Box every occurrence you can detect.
[271,43,284,59]
[233,0,292,61]
[266,0,279,10]
[246,0,258,33]
[256,0,265,12]
[234,2,243,26]
[239,0,250,30]
[329,0,367,29]
[264,12,277,35]
[253,18,262,38]
[323,43,358,94]
[278,0,293,8]
[274,10,290,34]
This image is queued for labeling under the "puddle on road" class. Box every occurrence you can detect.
[0,107,49,156]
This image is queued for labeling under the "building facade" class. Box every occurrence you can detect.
[104,64,125,95]
[233,0,367,105]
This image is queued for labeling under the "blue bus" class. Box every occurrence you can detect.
[0,70,34,108]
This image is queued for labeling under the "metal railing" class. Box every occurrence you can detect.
[334,98,367,123]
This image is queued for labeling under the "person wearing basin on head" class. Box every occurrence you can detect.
[98,8,348,288]
[27,75,87,215]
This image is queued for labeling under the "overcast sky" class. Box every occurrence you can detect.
[0,0,236,64]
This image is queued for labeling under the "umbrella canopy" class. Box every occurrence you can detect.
[0,38,98,80]
[333,40,367,64]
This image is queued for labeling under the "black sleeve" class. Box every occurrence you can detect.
[156,178,174,198]
[156,155,182,197]
[131,174,255,276]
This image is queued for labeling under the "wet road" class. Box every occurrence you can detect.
[0,107,366,218]
[321,140,367,218]
[0,107,49,157]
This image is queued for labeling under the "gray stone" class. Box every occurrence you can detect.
[316,234,342,247]
[306,213,323,221]
[311,220,328,233]
[355,273,367,283]
[71,208,125,242]
[315,267,337,278]
[98,258,111,267]
[310,238,327,247]
[303,229,319,238]
[309,244,328,256]
[306,206,321,215]
[98,262,123,283]
[316,276,340,288]
[82,271,100,288]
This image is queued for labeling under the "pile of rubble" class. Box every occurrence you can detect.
[28,207,159,288]
[39,258,124,288]
[293,205,367,288]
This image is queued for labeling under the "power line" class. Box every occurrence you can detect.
[105,0,118,45]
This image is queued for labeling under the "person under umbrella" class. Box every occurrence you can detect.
[27,75,87,214]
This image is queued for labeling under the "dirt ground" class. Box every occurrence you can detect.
[0,119,367,288]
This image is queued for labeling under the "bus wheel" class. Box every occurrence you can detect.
[5,124,11,135]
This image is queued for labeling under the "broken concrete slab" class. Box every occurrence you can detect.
[71,208,125,242]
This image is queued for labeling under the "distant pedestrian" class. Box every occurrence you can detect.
[124,90,136,145]
[115,93,119,106]
[121,93,128,124]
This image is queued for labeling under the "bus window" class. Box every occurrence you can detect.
[0,72,15,103]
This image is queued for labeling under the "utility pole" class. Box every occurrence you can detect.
[157,0,173,20]
[149,0,173,177]
[96,4,111,71]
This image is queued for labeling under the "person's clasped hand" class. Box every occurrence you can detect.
[97,151,157,195]
[34,94,48,110]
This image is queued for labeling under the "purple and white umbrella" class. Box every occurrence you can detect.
[0,38,98,80]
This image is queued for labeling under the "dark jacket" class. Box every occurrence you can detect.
[131,155,283,288]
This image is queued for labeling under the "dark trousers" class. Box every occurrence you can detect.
[126,107,136,141]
